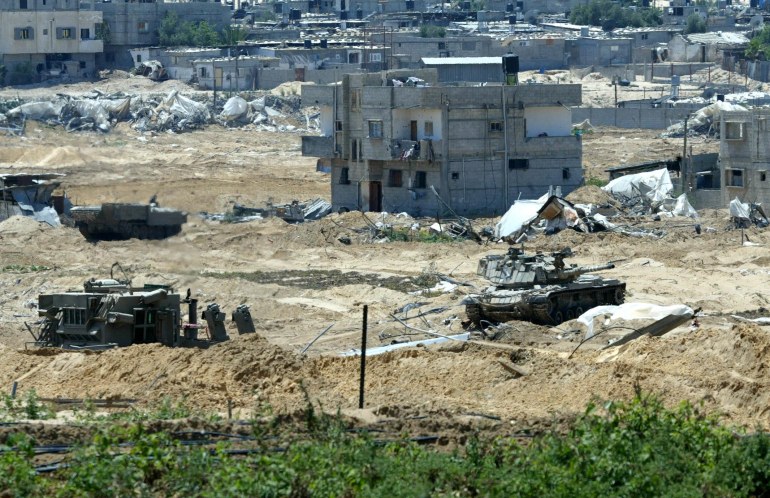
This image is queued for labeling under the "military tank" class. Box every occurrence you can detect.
[30,264,231,349]
[464,247,625,326]
[70,202,186,240]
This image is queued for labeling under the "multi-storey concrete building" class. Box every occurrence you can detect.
[301,68,582,217]
[0,0,104,82]
[717,109,770,206]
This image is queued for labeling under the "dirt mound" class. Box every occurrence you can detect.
[565,184,619,207]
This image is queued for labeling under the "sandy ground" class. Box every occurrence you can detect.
[0,68,768,434]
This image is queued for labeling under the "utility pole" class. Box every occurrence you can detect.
[681,115,689,194]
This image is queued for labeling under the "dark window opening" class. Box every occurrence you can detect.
[761,171,767,182]
[81,28,90,40]
[562,168,570,180]
[726,169,743,187]
[20,0,28,9]
[335,120,343,131]
[489,121,503,132]
[340,167,351,184]
[351,139,358,161]
[451,172,460,180]
[388,169,403,187]
[509,159,529,170]
[413,171,427,189]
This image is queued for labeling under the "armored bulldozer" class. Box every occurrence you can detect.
[70,202,186,240]
[464,247,625,326]
[30,264,230,349]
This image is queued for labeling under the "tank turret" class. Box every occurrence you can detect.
[71,202,186,240]
[465,247,625,326]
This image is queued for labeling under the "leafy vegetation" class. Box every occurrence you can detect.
[158,12,222,47]
[746,25,770,60]
[569,0,662,31]
[1,264,50,273]
[419,24,447,38]
[684,13,708,34]
[0,390,53,422]
[585,176,609,188]
[3,392,770,495]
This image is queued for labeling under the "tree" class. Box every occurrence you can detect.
[684,13,707,34]
[569,0,662,31]
[419,25,446,38]
[158,12,222,47]
[746,24,770,60]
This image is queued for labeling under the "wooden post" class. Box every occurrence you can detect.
[358,305,368,409]
[11,381,17,399]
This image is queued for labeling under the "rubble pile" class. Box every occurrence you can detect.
[496,169,698,242]
[0,89,315,135]
[662,100,747,138]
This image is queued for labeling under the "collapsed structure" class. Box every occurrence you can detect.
[0,173,70,226]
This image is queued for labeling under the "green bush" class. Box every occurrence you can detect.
[419,24,447,38]
[4,392,770,495]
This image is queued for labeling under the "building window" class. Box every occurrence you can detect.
[57,28,74,39]
[351,139,359,160]
[725,122,746,140]
[335,120,343,131]
[199,67,207,77]
[726,169,743,187]
[760,171,767,182]
[351,89,361,110]
[20,0,28,9]
[14,27,33,40]
[79,61,86,69]
[137,22,150,34]
[370,52,382,62]
[388,169,403,187]
[562,168,571,180]
[137,55,143,63]
[339,167,351,184]
[509,159,529,170]
[43,29,48,35]
[489,121,503,133]
[438,42,446,50]
[641,33,649,40]
[424,121,434,136]
[413,171,427,189]
[81,28,90,40]
[451,172,460,180]
[368,120,383,138]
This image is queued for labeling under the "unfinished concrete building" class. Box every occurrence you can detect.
[301,68,582,217]
[717,109,770,206]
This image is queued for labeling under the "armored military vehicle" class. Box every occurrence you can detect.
[464,247,625,326]
[70,202,186,240]
[30,264,229,349]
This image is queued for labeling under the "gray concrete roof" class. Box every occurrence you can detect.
[421,57,502,65]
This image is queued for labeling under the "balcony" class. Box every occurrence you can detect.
[301,135,334,157]
[78,39,104,53]
[390,139,441,161]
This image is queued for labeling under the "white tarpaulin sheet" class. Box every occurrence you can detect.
[7,102,62,120]
[220,96,248,122]
[729,197,750,219]
[603,168,673,203]
[157,90,211,121]
[494,193,549,239]
[672,193,698,218]
[577,303,693,339]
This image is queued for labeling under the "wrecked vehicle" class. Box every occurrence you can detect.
[70,202,187,240]
[30,264,236,349]
[464,248,625,326]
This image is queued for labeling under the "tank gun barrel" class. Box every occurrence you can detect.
[563,262,615,275]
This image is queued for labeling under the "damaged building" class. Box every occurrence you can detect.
[717,109,770,207]
[301,65,582,217]
[0,173,70,226]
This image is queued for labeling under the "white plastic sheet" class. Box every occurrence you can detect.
[729,197,750,219]
[494,193,549,239]
[577,303,694,339]
[220,96,248,122]
[603,168,673,203]
[7,102,61,120]
[671,193,698,218]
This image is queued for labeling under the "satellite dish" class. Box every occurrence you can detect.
[750,14,764,29]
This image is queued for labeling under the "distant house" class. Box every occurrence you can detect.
[667,32,748,63]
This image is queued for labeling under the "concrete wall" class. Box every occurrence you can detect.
[571,107,691,129]
[506,37,566,70]
[718,109,770,207]
[568,38,633,66]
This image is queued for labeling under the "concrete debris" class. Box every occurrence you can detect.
[0,90,315,135]
[577,303,694,341]
[199,198,332,224]
[0,173,70,227]
[135,60,168,81]
[663,101,747,138]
